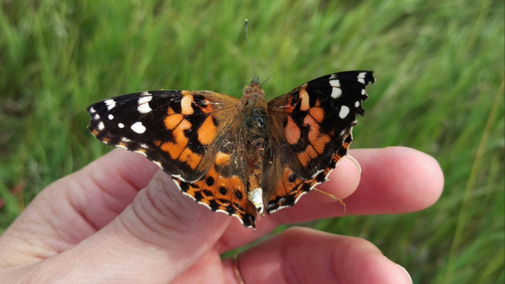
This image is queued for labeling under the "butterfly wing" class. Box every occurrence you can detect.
[263,71,375,213]
[88,90,238,182]
[172,126,257,228]
[87,90,257,227]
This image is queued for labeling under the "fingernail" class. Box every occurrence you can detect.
[346,155,362,173]
[397,264,413,284]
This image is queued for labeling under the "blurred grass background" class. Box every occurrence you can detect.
[0,0,503,283]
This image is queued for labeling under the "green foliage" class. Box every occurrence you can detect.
[1,0,503,283]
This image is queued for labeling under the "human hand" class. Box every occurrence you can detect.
[0,147,443,283]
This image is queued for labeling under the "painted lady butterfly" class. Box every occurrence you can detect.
[87,70,375,228]
[87,22,374,228]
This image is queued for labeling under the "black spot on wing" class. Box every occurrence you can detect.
[234,190,243,200]
[206,176,215,186]
[219,186,228,195]
[288,173,297,183]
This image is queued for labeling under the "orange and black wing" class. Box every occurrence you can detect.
[263,71,375,213]
[172,126,258,228]
[87,90,258,227]
[88,90,238,182]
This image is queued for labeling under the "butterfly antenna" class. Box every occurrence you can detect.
[245,19,258,84]
[260,76,272,87]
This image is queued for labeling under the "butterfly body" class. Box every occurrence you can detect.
[87,71,375,228]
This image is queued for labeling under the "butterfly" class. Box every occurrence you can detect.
[87,71,375,228]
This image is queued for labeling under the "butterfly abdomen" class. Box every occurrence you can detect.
[239,81,270,215]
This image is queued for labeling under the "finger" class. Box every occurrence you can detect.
[223,227,412,284]
[216,147,443,252]
[269,146,443,222]
[341,146,444,213]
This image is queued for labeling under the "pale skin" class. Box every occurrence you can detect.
[0,146,443,283]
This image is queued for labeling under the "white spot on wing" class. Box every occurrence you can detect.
[121,137,132,143]
[137,104,152,114]
[331,88,342,99]
[361,89,366,95]
[138,95,152,104]
[137,96,153,114]
[330,79,342,99]
[339,106,350,119]
[141,91,150,96]
[330,79,341,87]
[140,143,148,149]
[94,114,100,120]
[104,99,116,110]
[355,101,360,107]
[131,121,146,134]
[108,114,114,120]
[98,122,104,130]
[357,72,366,84]
[118,123,124,128]
[89,107,96,113]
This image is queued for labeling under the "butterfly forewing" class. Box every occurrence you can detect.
[88,90,239,183]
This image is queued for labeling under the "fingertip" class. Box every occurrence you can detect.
[333,238,412,284]
[383,147,444,211]
[350,147,444,214]
[413,149,444,208]
[397,264,414,284]
[310,156,362,202]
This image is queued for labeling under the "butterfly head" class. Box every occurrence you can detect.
[243,77,265,98]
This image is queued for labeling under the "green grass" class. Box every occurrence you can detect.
[1,0,503,283]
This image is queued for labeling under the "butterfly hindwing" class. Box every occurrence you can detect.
[172,130,258,228]
[263,71,375,213]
